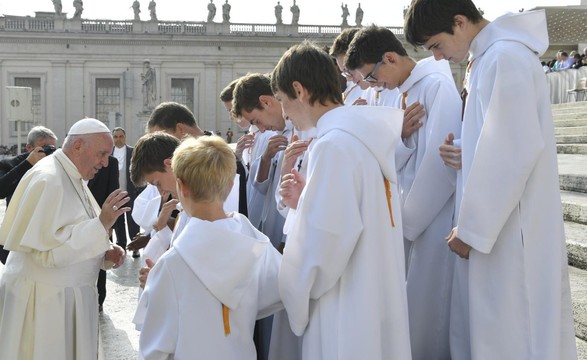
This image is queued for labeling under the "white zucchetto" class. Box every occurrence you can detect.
[68,118,110,135]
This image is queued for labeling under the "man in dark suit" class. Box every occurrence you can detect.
[88,155,119,312]
[0,126,58,264]
[112,127,143,256]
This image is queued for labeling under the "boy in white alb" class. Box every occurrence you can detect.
[405,1,577,359]
[138,136,282,359]
[273,42,411,360]
[345,25,461,360]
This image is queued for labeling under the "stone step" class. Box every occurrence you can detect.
[553,105,587,112]
[578,336,587,360]
[562,190,587,225]
[557,135,587,144]
[566,222,587,269]
[569,266,587,344]
[555,119,587,128]
[552,112,587,127]
[558,154,587,193]
[557,126,587,136]
[559,144,587,155]
[562,174,587,193]
[552,102,587,111]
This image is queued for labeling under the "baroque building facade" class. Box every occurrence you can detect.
[0,14,462,147]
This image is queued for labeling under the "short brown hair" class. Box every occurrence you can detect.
[404,0,483,46]
[345,25,408,71]
[172,136,236,203]
[219,79,238,102]
[271,41,343,106]
[147,102,198,132]
[231,73,272,118]
[130,132,180,186]
[330,28,361,57]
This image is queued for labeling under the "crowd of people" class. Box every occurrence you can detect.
[0,0,579,359]
[544,48,587,72]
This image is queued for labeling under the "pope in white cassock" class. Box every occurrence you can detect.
[405,3,577,359]
[0,118,127,360]
[274,42,412,360]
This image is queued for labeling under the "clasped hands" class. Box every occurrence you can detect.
[445,227,471,259]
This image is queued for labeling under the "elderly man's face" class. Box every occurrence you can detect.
[76,133,114,180]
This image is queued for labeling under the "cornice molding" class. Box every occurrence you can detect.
[0,34,321,48]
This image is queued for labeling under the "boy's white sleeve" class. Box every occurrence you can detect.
[256,245,284,319]
[138,261,179,360]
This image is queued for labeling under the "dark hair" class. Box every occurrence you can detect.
[147,102,197,132]
[219,79,238,102]
[231,73,272,118]
[345,25,408,71]
[271,41,343,106]
[404,0,483,46]
[112,127,126,135]
[330,27,361,56]
[130,131,180,186]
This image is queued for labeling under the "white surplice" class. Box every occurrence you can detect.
[279,106,412,359]
[454,10,576,359]
[138,213,282,360]
[0,150,111,360]
[391,57,462,360]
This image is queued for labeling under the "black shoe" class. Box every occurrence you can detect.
[99,304,104,313]
[132,250,140,258]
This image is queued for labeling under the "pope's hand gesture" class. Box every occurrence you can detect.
[99,189,130,231]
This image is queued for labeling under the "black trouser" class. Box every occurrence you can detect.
[113,211,140,249]
[0,245,9,265]
[97,269,107,306]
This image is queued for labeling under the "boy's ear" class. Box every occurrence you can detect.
[177,178,190,199]
[453,14,467,30]
[174,123,185,137]
[163,158,173,170]
[292,81,307,101]
[383,51,398,64]
[259,95,273,108]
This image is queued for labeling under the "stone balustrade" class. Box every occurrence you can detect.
[0,15,403,38]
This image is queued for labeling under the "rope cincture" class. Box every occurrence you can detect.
[384,177,395,228]
[222,304,230,336]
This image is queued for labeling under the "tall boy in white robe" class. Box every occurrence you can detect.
[232,73,293,360]
[273,41,411,360]
[232,73,290,249]
[220,79,272,229]
[138,136,282,360]
[405,2,577,359]
[345,25,462,360]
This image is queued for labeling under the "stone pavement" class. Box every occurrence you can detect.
[98,254,141,359]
